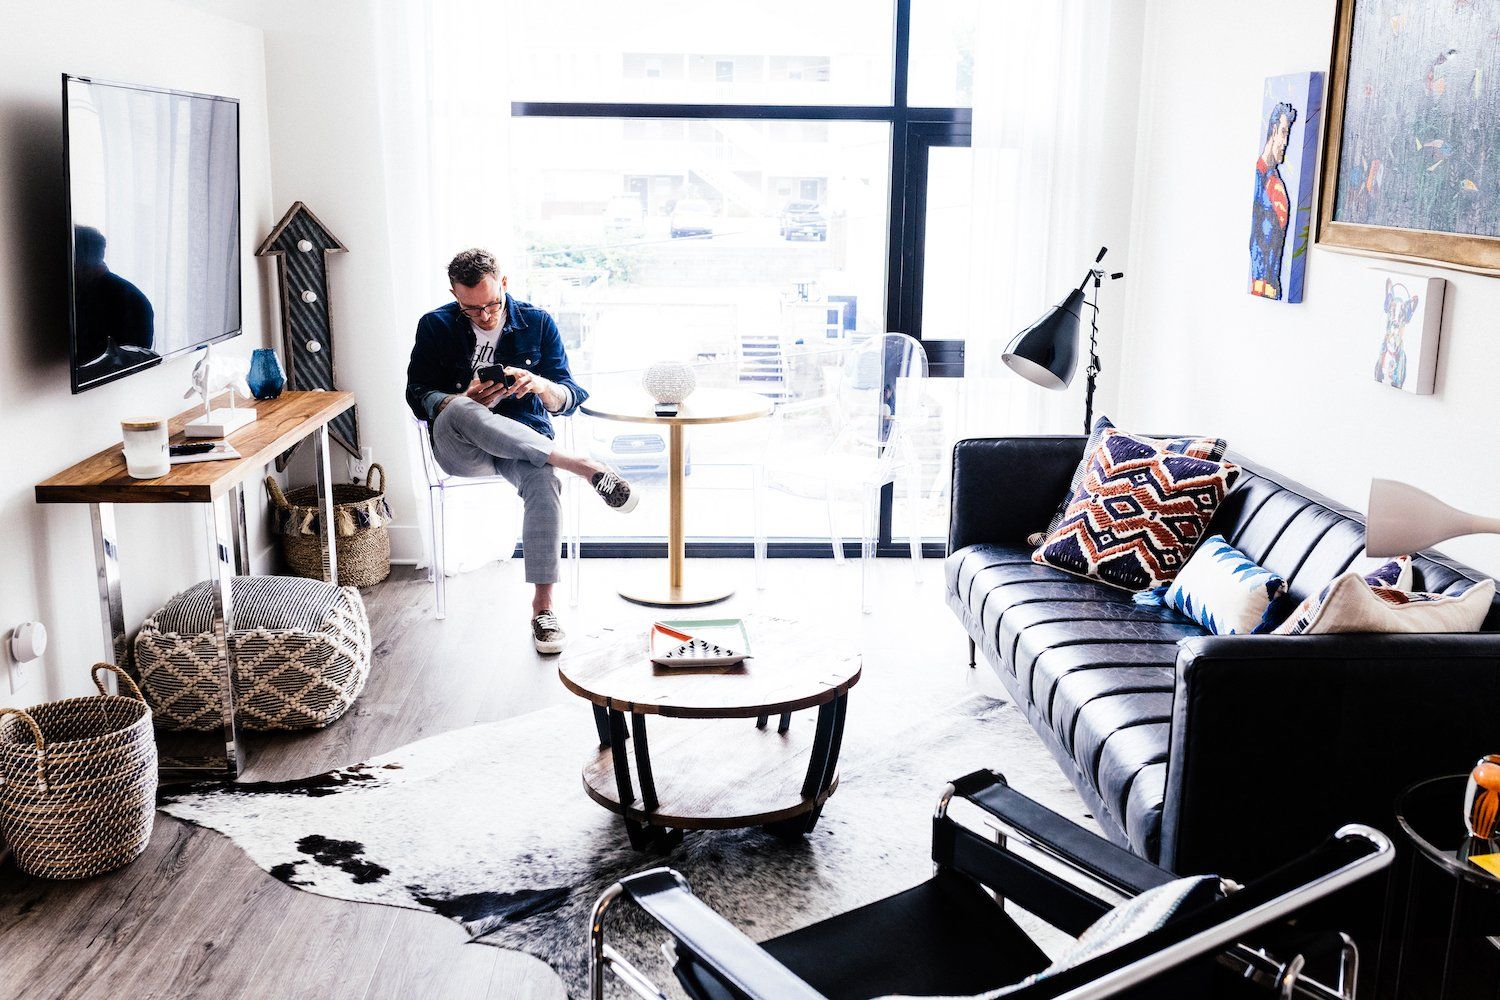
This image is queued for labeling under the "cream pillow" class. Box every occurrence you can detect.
[1274,571,1494,636]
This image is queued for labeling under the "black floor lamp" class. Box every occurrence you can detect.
[1000,246,1124,434]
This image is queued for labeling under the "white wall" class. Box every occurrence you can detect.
[255,1,423,563]
[0,0,274,705]
[1117,0,1500,574]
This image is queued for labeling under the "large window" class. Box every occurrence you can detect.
[510,1,897,107]
[510,0,974,553]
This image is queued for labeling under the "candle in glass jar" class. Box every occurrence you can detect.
[121,418,169,479]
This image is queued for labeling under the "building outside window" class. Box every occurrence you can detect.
[509,0,976,549]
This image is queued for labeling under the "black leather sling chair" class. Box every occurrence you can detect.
[588,771,1393,1000]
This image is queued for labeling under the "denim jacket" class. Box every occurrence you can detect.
[404,295,587,440]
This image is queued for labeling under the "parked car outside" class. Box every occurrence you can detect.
[778,201,827,241]
[669,199,716,239]
[603,195,645,239]
[589,423,691,481]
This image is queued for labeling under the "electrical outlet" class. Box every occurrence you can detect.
[348,446,374,483]
[8,656,35,695]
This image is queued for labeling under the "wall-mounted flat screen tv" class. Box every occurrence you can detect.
[64,74,241,393]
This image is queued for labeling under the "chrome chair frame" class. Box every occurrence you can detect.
[412,415,582,619]
[590,771,1392,1000]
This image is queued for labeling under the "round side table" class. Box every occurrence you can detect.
[1391,775,1500,999]
[580,387,772,607]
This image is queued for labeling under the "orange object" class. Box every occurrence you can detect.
[652,622,695,642]
[1465,755,1500,839]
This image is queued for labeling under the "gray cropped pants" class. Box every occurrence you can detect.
[430,396,561,584]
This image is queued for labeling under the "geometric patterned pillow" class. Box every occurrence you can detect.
[1273,570,1494,636]
[1032,430,1240,592]
[1032,416,1230,544]
[1163,535,1289,635]
[1363,554,1413,590]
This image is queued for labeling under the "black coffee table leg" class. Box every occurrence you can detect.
[766,695,848,840]
[631,712,659,812]
[606,708,677,851]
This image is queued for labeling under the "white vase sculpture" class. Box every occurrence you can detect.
[641,361,697,405]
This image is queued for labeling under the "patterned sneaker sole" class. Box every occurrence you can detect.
[610,489,639,514]
[533,636,565,655]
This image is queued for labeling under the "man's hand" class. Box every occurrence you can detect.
[463,377,507,408]
[502,368,563,410]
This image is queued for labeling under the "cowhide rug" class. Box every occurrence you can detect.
[159,617,1091,998]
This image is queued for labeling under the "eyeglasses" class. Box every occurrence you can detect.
[455,298,505,318]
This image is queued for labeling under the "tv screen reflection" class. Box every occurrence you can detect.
[66,77,240,391]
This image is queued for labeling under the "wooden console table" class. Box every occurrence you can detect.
[35,390,355,779]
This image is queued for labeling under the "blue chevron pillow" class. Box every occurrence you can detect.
[1163,535,1289,635]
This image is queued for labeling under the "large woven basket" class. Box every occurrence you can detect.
[268,464,392,588]
[0,664,157,880]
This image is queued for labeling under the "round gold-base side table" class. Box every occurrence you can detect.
[580,387,772,608]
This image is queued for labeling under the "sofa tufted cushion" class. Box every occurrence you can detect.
[947,543,1205,859]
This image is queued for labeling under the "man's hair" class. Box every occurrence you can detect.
[1265,102,1297,141]
[75,225,106,267]
[447,248,500,287]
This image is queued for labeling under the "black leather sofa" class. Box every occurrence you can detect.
[946,435,1500,880]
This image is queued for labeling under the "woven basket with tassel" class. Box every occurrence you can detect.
[267,464,392,587]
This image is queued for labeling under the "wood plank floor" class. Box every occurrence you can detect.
[0,557,1011,999]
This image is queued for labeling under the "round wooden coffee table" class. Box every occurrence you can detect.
[559,642,861,850]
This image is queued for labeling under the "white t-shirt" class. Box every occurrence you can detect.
[470,319,502,375]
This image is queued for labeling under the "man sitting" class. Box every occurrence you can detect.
[405,248,636,654]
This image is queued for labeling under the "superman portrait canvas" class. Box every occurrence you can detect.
[1249,72,1324,303]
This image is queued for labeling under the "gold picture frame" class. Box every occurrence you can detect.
[1317,0,1500,275]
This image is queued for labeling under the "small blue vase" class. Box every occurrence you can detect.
[248,348,286,400]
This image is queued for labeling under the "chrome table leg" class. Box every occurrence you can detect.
[315,424,340,585]
[229,481,252,575]
[204,498,244,779]
[89,502,128,674]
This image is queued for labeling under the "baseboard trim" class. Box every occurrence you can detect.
[385,528,945,567]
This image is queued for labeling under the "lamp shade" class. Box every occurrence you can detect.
[1365,478,1500,557]
[1001,287,1085,391]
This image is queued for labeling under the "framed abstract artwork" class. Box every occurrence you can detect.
[1319,0,1500,273]
[1249,72,1324,303]
[1371,269,1446,395]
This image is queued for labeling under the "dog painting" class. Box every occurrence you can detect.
[1374,278,1418,388]
[1371,270,1446,395]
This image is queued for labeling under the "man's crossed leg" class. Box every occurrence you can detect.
[430,395,636,653]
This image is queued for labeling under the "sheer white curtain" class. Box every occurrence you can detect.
[375,0,522,574]
[963,0,1116,438]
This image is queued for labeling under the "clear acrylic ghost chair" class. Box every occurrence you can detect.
[412,415,583,620]
[757,333,930,613]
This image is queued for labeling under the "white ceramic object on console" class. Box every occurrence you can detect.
[121,417,170,478]
[183,345,258,438]
[641,361,697,404]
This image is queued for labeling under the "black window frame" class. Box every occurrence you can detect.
[512,0,971,559]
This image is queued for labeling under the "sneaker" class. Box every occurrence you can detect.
[532,610,566,654]
[590,468,639,513]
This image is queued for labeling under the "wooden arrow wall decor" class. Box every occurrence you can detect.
[255,202,358,458]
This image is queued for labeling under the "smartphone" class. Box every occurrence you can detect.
[169,442,216,456]
[475,364,516,388]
